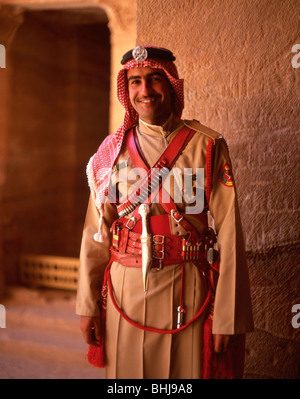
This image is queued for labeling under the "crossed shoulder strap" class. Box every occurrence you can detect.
[117,125,195,220]
[116,125,215,224]
[206,138,215,205]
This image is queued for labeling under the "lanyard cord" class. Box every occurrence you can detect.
[103,260,212,335]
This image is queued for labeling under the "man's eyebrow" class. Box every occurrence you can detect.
[128,71,165,81]
[128,75,140,81]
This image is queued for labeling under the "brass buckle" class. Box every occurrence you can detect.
[126,216,137,230]
[153,235,165,244]
[152,235,165,271]
[153,250,164,259]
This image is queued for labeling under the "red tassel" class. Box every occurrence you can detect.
[202,316,246,379]
[86,307,106,368]
[86,342,105,368]
[86,261,113,368]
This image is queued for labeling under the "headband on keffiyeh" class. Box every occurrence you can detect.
[87,46,184,242]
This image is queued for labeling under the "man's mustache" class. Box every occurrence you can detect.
[137,95,161,102]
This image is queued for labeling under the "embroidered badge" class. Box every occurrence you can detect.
[219,163,234,187]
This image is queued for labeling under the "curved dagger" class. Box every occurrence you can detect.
[138,204,152,292]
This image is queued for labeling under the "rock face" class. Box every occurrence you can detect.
[136,0,300,379]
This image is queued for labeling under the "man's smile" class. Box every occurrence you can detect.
[137,96,160,104]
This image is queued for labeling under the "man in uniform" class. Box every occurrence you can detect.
[76,46,254,379]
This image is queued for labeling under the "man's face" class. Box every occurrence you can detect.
[127,66,173,125]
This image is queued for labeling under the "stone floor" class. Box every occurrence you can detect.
[0,286,105,379]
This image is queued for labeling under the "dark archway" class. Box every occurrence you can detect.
[3,7,110,283]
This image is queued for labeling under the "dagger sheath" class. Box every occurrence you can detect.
[138,204,152,292]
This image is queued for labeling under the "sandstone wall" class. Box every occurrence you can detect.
[136,0,300,379]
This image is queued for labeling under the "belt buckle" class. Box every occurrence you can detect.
[126,216,137,230]
[152,235,165,271]
[153,235,165,244]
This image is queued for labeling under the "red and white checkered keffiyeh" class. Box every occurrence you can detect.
[87,56,184,241]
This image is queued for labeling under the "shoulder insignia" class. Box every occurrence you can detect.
[219,163,234,187]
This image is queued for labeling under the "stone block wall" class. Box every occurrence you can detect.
[136,0,300,379]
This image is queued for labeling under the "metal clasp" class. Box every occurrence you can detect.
[177,306,184,328]
[151,261,163,272]
[171,209,183,223]
[152,235,165,260]
[153,235,165,245]
[152,235,165,271]
[126,216,137,230]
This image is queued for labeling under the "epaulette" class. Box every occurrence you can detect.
[183,119,224,141]
[183,120,227,205]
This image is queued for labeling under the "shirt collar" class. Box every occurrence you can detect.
[138,113,182,137]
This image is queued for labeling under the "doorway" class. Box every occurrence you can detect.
[3,7,111,283]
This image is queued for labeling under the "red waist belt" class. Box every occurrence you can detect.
[110,214,212,269]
